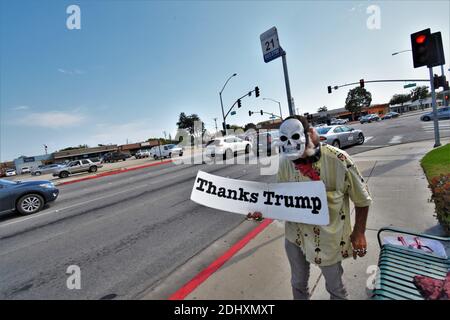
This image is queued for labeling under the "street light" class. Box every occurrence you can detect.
[219,73,237,132]
[391,49,412,56]
[262,97,283,120]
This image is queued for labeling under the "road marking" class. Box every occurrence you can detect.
[388,135,402,144]
[364,136,373,143]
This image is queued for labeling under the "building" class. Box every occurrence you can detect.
[13,154,53,174]
[52,145,118,163]
[389,98,443,113]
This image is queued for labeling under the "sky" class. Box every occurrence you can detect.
[1,0,449,161]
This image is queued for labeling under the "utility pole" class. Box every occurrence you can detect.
[281,50,295,116]
[219,73,237,133]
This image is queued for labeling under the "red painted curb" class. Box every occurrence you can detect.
[168,218,273,300]
[57,159,173,186]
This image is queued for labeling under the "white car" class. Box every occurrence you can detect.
[20,166,31,174]
[150,144,183,159]
[5,169,17,177]
[204,136,251,160]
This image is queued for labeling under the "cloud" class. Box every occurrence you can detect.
[87,119,158,145]
[16,111,85,128]
[12,105,30,111]
[58,68,85,75]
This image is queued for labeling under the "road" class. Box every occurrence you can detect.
[0,111,448,299]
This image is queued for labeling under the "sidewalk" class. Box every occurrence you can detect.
[183,139,450,300]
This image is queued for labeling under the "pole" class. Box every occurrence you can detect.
[220,92,226,133]
[281,51,295,116]
[428,67,441,148]
[277,101,283,120]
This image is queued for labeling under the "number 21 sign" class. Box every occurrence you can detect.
[260,27,282,63]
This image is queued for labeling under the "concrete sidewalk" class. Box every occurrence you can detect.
[184,139,450,300]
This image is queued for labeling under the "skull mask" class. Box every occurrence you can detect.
[279,118,306,160]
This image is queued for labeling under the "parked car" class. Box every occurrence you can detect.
[330,118,348,125]
[135,149,151,159]
[382,111,400,120]
[204,136,251,160]
[360,114,381,124]
[31,164,64,176]
[20,166,31,174]
[420,107,450,121]
[150,144,183,159]
[252,130,280,157]
[5,169,17,177]
[0,179,59,215]
[316,125,364,148]
[101,152,129,163]
[53,159,102,179]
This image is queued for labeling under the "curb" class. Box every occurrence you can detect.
[168,218,273,300]
[57,159,173,186]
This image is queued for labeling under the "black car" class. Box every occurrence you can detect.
[0,179,59,215]
[101,152,129,163]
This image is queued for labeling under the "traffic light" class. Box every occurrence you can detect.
[433,74,447,89]
[411,29,431,68]
[260,110,264,116]
[237,99,242,108]
[248,111,253,116]
[359,79,365,88]
[255,86,260,98]
[327,86,332,94]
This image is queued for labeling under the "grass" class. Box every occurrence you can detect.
[420,143,450,182]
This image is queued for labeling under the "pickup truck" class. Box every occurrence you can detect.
[53,159,102,178]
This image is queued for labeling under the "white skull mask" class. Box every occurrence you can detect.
[279,118,306,160]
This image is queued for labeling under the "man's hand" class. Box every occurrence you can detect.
[350,231,367,259]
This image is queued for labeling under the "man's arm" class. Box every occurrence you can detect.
[351,206,369,259]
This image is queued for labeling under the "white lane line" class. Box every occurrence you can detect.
[364,136,373,143]
[388,135,402,144]
[0,183,150,228]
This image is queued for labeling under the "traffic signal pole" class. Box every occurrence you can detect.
[428,67,441,148]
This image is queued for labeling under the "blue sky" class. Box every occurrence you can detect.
[1,0,449,161]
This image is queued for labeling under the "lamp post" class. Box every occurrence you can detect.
[391,49,412,56]
[219,73,237,133]
[262,97,283,120]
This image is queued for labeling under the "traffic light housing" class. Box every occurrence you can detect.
[359,79,365,88]
[255,86,260,98]
[248,111,253,116]
[411,29,431,68]
[433,74,447,89]
[260,110,264,116]
[237,99,242,108]
[327,86,332,94]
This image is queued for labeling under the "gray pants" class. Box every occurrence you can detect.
[285,239,348,300]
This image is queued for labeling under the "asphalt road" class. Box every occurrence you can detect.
[0,110,449,299]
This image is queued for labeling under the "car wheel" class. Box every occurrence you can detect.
[245,145,250,154]
[89,166,97,173]
[16,194,44,215]
[422,116,431,121]
[332,140,340,148]
[357,133,365,145]
[179,152,183,156]
[154,155,158,160]
[169,153,172,158]
[59,171,69,179]
[35,171,41,176]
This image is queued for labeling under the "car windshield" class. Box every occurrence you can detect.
[316,127,332,134]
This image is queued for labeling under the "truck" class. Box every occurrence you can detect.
[52,159,102,179]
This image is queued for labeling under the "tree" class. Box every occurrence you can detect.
[389,93,411,113]
[411,86,429,102]
[244,123,257,131]
[176,112,206,146]
[345,87,372,120]
[317,106,328,113]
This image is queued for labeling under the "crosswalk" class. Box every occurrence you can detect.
[421,121,450,133]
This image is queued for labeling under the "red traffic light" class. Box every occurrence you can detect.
[415,34,427,44]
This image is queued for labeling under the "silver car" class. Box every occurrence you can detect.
[316,125,364,148]
[31,164,64,176]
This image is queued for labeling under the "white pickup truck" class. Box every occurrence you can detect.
[150,144,184,159]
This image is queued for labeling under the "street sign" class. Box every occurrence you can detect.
[260,27,282,63]
[404,83,416,88]
[230,111,236,116]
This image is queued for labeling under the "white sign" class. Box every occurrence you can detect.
[190,171,329,225]
[260,27,282,63]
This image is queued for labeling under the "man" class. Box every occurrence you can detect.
[254,115,372,300]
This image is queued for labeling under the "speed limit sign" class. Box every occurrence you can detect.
[260,27,282,63]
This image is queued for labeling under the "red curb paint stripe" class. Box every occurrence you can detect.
[57,160,173,186]
[168,218,273,300]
